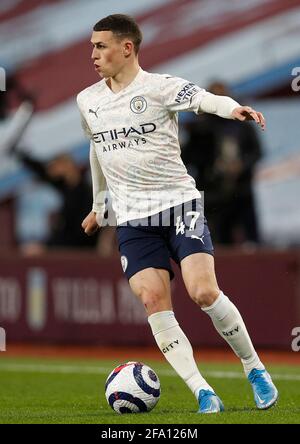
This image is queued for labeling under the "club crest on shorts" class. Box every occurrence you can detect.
[121,255,128,272]
[130,96,147,114]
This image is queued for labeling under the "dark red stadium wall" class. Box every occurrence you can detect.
[0,199,16,248]
[0,250,299,349]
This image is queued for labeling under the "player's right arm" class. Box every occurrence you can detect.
[83,140,107,235]
[81,141,107,236]
[77,95,107,235]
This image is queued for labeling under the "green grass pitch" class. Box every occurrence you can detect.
[0,356,299,424]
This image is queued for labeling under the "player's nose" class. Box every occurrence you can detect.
[91,47,98,60]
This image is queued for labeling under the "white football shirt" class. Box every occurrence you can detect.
[77,69,211,224]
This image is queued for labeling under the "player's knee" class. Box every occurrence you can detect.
[139,286,166,314]
[189,286,219,308]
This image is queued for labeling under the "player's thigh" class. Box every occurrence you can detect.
[116,225,175,282]
[181,252,220,307]
[129,267,172,315]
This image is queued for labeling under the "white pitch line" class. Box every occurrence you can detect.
[0,363,299,381]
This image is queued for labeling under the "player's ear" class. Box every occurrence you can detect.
[123,40,134,57]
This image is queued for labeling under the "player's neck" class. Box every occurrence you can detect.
[108,61,141,94]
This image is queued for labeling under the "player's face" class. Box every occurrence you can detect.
[91,31,127,78]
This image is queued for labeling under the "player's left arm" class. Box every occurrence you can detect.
[160,76,265,130]
[199,94,265,130]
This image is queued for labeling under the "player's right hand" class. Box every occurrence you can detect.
[81,211,100,236]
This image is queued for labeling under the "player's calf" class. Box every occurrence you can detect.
[148,310,219,411]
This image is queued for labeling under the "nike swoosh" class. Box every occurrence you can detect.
[256,394,265,404]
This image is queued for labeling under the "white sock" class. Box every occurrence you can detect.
[148,310,213,399]
[202,292,265,375]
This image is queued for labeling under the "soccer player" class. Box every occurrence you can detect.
[77,14,278,413]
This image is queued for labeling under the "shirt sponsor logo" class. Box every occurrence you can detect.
[175,82,198,104]
[92,123,156,143]
[101,138,147,153]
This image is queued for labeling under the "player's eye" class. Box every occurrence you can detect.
[91,43,106,49]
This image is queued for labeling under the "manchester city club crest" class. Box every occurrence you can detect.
[130,96,147,114]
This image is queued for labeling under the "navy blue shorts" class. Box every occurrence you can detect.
[116,199,214,281]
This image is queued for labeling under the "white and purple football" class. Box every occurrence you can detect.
[105,361,161,414]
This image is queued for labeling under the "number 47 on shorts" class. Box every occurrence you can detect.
[175,211,201,235]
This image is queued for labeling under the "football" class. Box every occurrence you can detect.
[105,361,161,414]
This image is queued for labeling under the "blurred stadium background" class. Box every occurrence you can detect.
[0,0,300,357]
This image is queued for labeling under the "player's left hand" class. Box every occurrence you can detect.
[231,106,265,130]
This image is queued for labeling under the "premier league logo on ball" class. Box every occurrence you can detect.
[130,96,147,113]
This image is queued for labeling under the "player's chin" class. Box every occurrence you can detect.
[95,66,105,77]
[95,70,104,78]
